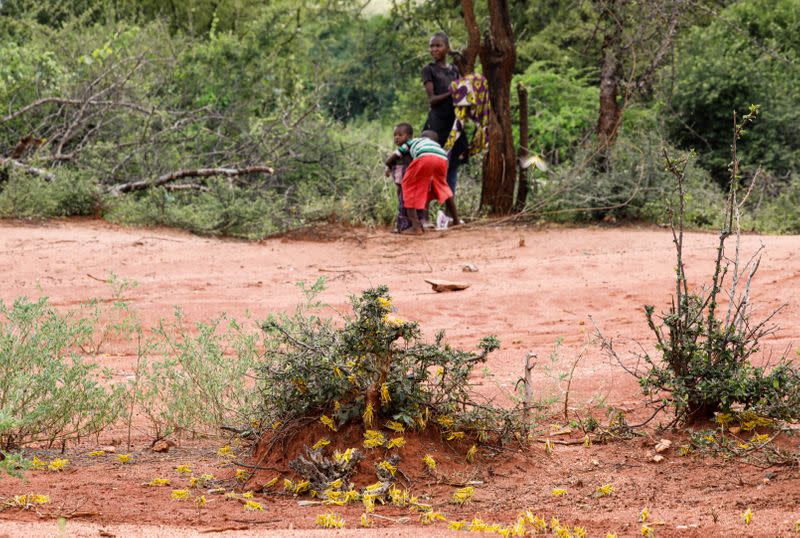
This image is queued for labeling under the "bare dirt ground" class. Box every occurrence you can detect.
[1,218,799,537]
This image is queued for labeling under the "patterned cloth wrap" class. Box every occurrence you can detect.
[444,73,490,156]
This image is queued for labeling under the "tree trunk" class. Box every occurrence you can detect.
[460,0,481,74]
[513,82,529,212]
[479,0,517,215]
[596,0,624,171]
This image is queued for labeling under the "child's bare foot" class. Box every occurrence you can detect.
[400,227,424,236]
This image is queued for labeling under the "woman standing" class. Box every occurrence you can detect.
[422,32,467,195]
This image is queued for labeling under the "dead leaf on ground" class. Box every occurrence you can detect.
[655,439,672,453]
[424,279,470,292]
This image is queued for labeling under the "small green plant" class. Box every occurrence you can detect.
[77,271,140,355]
[256,283,515,441]
[131,308,261,439]
[0,297,123,449]
[0,444,28,479]
[599,107,800,424]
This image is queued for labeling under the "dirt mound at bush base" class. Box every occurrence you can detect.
[247,421,509,492]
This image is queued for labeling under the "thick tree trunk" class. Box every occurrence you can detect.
[596,0,624,171]
[479,0,517,215]
[513,82,529,213]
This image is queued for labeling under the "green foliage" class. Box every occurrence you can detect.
[539,124,724,226]
[1,0,798,236]
[513,1,600,72]
[130,309,262,439]
[747,174,800,234]
[514,62,598,163]
[0,450,28,479]
[258,283,514,438]
[0,169,99,218]
[668,0,800,184]
[104,183,285,239]
[0,297,123,450]
[640,297,800,421]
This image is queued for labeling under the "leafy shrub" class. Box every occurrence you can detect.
[257,282,511,438]
[747,173,800,234]
[0,169,100,218]
[639,296,800,421]
[538,126,724,226]
[131,309,261,439]
[0,297,123,450]
[105,182,285,239]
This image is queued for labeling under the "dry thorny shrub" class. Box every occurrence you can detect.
[597,108,800,435]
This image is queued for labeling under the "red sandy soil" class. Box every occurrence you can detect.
[0,218,799,537]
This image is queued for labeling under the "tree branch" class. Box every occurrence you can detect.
[2,97,153,123]
[634,2,681,94]
[109,166,274,194]
[0,157,56,181]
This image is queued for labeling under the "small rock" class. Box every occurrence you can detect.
[651,454,665,463]
[100,445,116,453]
[764,471,777,480]
[462,263,479,272]
[655,439,672,453]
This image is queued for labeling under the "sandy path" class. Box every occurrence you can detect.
[1,219,800,537]
[2,219,798,408]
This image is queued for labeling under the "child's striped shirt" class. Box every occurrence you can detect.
[394,137,448,161]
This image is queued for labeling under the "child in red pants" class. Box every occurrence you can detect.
[384,130,460,235]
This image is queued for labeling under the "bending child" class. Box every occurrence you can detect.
[385,130,460,235]
[384,123,414,232]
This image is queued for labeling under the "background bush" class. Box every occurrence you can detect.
[0,0,799,234]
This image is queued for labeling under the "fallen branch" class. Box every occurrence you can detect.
[1,97,153,123]
[110,166,275,194]
[0,157,56,181]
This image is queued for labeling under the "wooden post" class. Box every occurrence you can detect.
[513,83,529,212]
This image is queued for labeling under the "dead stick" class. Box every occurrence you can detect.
[533,438,587,446]
[522,352,536,442]
[199,525,250,534]
[111,166,275,194]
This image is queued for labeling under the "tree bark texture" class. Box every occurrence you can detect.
[460,0,481,74]
[513,82,529,213]
[478,0,517,215]
[596,0,624,170]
